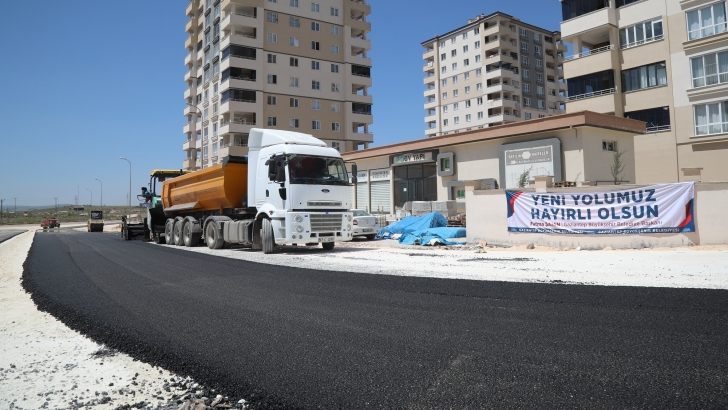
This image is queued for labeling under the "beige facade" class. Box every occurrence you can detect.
[422,12,568,138]
[182,0,373,170]
[342,111,645,216]
[560,0,728,183]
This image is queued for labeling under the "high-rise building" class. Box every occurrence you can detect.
[560,0,728,183]
[422,12,567,138]
[183,0,373,171]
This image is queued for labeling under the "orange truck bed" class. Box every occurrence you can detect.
[161,157,248,215]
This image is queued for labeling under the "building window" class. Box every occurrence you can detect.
[331,63,339,73]
[332,102,340,112]
[453,89,459,97]
[625,107,671,132]
[453,102,459,111]
[267,33,277,43]
[312,120,321,130]
[267,116,277,126]
[463,45,469,53]
[475,68,481,77]
[537,72,543,83]
[537,86,544,96]
[524,97,531,107]
[464,58,470,66]
[465,86,471,94]
[451,37,456,44]
[312,100,321,110]
[311,2,319,12]
[331,7,339,16]
[312,80,320,90]
[441,67,447,74]
[691,52,728,87]
[522,56,529,66]
[603,141,617,152]
[441,79,447,87]
[463,31,469,39]
[290,37,299,46]
[465,100,471,108]
[332,141,340,151]
[267,12,278,23]
[443,119,449,126]
[442,92,447,99]
[290,17,300,27]
[534,33,542,43]
[687,2,727,41]
[477,111,483,119]
[524,84,530,93]
[622,61,667,92]
[442,106,448,113]
[620,18,664,49]
[439,41,446,47]
[466,114,471,122]
[290,118,299,128]
[561,0,609,20]
[475,41,480,49]
[464,72,470,80]
[311,22,321,31]
[567,70,615,97]
[451,50,457,57]
[267,74,277,84]
[452,63,457,70]
[332,122,340,131]
[525,112,532,120]
[441,53,446,61]
[268,53,277,63]
[290,97,299,107]
[454,116,460,124]
[290,57,299,66]
[538,100,545,109]
[476,97,483,105]
[475,55,481,63]
[312,60,320,70]
[312,41,320,50]
[331,26,339,35]
[694,101,728,136]
[536,59,543,68]
[290,0,298,7]
[331,83,340,92]
[521,42,528,52]
[523,70,530,79]
[331,45,339,54]
[452,75,458,84]
[267,95,277,105]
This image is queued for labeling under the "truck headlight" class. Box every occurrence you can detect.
[296,225,303,233]
[294,215,303,223]
[347,224,352,231]
[347,214,352,222]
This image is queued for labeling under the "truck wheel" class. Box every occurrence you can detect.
[261,218,275,254]
[366,234,376,241]
[173,219,184,246]
[154,232,166,244]
[205,222,225,249]
[322,242,335,251]
[164,219,174,245]
[183,221,200,247]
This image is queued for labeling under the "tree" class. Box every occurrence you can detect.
[610,149,627,185]
[518,167,532,188]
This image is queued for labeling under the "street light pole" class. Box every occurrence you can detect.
[54,197,58,216]
[186,103,203,171]
[86,189,92,207]
[95,178,103,207]
[120,157,131,217]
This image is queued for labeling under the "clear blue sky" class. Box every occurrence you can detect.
[0,0,562,207]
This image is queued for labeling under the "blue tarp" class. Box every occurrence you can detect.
[377,212,448,239]
[399,227,467,246]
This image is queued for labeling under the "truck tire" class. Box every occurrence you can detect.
[164,219,174,245]
[322,242,335,251]
[183,221,200,247]
[172,219,184,246]
[205,221,225,249]
[261,218,275,254]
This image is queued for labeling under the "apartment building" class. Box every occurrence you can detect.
[422,12,567,138]
[182,0,373,170]
[560,0,728,183]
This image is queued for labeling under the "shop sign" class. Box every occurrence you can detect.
[506,182,696,234]
[369,168,391,181]
[504,145,554,189]
[356,170,368,182]
[391,151,434,166]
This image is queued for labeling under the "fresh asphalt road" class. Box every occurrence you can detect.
[0,229,27,244]
[23,230,728,409]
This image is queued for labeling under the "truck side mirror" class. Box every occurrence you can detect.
[275,160,286,183]
[267,159,277,180]
[351,163,358,185]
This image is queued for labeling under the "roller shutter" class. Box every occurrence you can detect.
[356,182,369,211]
[370,181,390,214]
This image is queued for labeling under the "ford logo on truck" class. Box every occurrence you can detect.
[322,189,330,193]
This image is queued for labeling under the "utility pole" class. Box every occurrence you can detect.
[14,198,17,213]
[0,199,4,223]
[54,197,58,216]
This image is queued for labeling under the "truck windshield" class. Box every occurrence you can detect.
[288,156,348,185]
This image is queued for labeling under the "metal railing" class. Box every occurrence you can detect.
[234,11,256,18]
[620,34,664,50]
[646,124,671,133]
[221,98,256,104]
[564,44,614,61]
[567,87,616,101]
[352,110,372,115]
[220,119,256,126]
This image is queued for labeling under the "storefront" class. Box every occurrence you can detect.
[343,111,646,217]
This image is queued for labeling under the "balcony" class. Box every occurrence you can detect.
[346,130,374,143]
[349,0,371,14]
[183,140,196,151]
[422,47,435,60]
[561,5,615,39]
[483,23,510,37]
[424,99,437,110]
[566,88,618,113]
[182,158,194,170]
[485,67,519,81]
[221,32,259,50]
[486,82,517,94]
[350,91,373,104]
[350,36,371,50]
[423,87,436,98]
[563,45,615,79]
[221,10,259,32]
[218,145,249,158]
[348,17,371,32]
[219,117,256,135]
[183,122,195,134]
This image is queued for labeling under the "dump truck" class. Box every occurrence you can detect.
[148,129,356,253]
[41,218,60,230]
[87,210,104,232]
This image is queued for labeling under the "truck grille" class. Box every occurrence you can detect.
[308,200,342,207]
[310,214,343,232]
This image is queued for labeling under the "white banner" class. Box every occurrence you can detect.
[506,182,695,234]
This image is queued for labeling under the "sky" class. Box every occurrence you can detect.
[0,0,562,207]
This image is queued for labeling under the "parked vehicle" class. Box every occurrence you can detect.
[351,210,379,240]
[87,210,104,232]
[145,129,357,253]
[40,218,60,230]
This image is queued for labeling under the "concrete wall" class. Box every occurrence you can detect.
[466,183,728,248]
